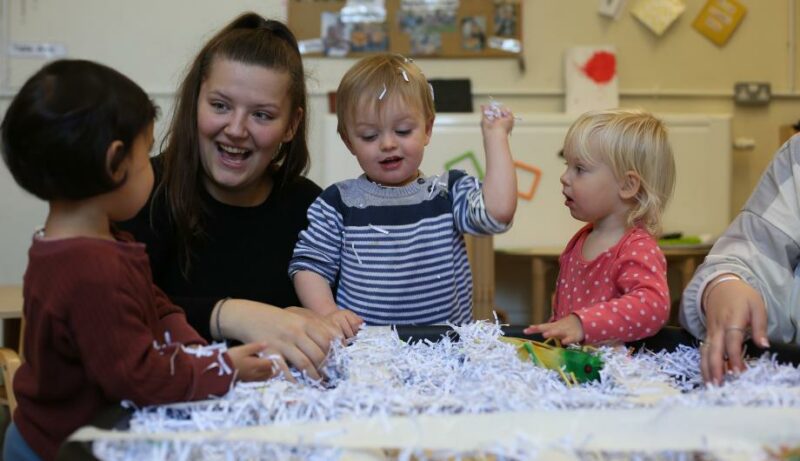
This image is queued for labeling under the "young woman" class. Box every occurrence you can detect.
[121,12,336,380]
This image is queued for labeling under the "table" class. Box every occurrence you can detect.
[495,245,712,325]
[0,285,23,350]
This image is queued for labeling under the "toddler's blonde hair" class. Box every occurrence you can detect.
[336,54,435,142]
[564,108,675,236]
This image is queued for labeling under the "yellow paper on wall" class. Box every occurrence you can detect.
[630,0,686,36]
[692,0,746,46]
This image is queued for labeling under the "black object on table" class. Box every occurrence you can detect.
[395,325,800,365]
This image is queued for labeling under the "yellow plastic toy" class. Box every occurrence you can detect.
[500,336,604,386]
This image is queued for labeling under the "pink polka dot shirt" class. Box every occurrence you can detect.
[553,224,670,344]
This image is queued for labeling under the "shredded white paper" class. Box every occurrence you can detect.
[89,321,800,461]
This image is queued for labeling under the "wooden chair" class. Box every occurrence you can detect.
[0,317,23,416]
[0,284,24,418]
[465,235,506,322]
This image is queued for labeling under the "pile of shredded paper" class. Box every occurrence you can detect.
[78,321,800,461]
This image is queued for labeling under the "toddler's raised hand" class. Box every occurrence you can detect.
[227,341,276,382]
[524,314,585,345]
[480,100,515,136]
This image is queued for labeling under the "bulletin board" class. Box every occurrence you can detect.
[288,0,522,58]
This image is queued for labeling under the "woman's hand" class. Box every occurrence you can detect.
[701,275,769,385]
[218,300,337,381]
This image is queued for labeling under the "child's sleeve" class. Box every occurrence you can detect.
[71,278,235,404]
[288,190,345,285]
[153,284,207,346]
[449,170,511,235]
[573,236,670,343]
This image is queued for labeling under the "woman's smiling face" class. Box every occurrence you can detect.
[196,57,299,206]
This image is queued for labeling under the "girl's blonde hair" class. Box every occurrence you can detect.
[564,108,675,236]
[336,54,435,142]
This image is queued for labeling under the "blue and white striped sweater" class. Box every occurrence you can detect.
[289,170,509,325]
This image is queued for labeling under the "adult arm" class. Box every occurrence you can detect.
[209,298,333,380]
[680,137,800,383]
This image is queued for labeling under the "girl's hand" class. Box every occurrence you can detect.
[226,341,275,382]
[524,314,585,345]
[701,276,769,385]
[325,309,364,339]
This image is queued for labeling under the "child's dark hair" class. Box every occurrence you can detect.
[1,59,157,201]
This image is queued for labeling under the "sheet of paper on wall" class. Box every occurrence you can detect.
[340,0,387,23]
[598,0,628,20]
[630,0,686,36]
[691,0,746,46]
[400,0,459,18]
[565,46,619,115]
[298,39,324,55]
[487,37,521,54]
[8,42,67,59]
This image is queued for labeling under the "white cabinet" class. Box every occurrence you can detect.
[320,113,732,248]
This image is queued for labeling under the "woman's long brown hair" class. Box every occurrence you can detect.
[156,12,310,276]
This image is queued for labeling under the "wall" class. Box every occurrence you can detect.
[318,113,732,248]
[0,1,798,287]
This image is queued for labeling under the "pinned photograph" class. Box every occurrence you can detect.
[461,16,487,52]
[410,31,441,55]
[321,12,351,57]
[493,2,518,37]
[398,1,457,34]
[350,22,389,53]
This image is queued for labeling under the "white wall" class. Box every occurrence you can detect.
[1,1,799,290]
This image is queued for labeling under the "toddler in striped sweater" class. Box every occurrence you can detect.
[289,54,516,335]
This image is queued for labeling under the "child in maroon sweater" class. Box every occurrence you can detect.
[0,60,275,461]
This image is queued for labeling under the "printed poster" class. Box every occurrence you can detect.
[565,46,619,115]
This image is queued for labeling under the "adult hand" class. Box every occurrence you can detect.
[220,300,336,381]
[226,341,275,382]
[286,306,342,339]
[701,275,769,385]
[523,314,585,345]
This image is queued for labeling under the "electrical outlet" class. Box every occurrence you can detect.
[734,82,771,106]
